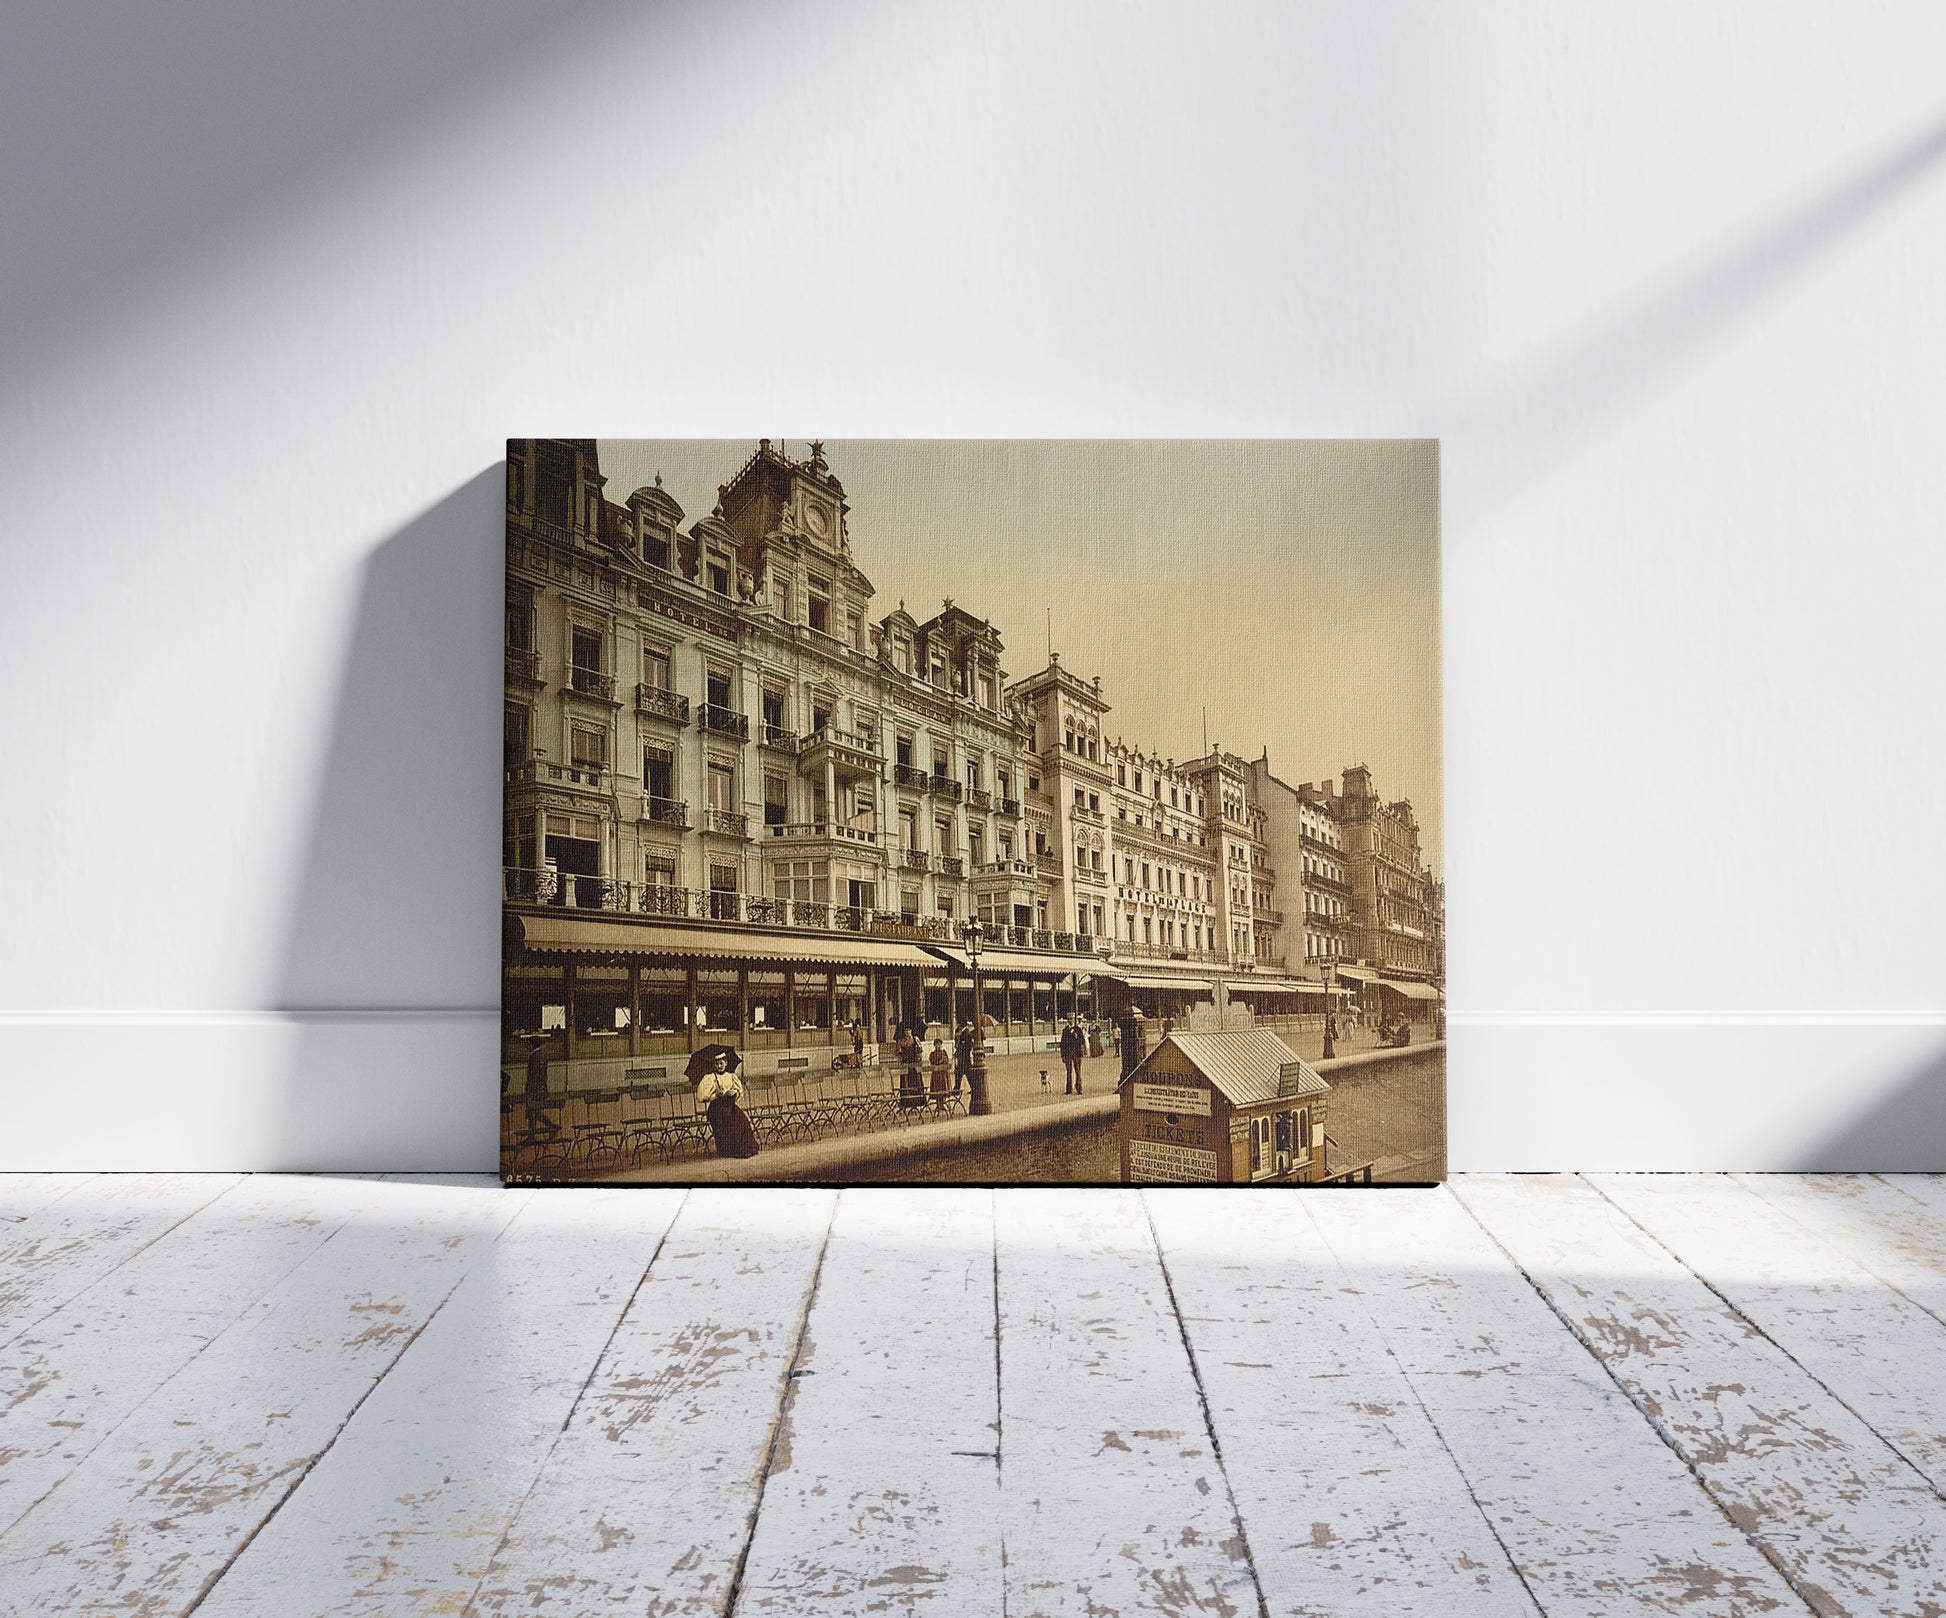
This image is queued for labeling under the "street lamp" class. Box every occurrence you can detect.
[961,917,992,1116]
[1321,954,1337,1061]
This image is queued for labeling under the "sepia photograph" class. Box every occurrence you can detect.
[502,438,1443,1185]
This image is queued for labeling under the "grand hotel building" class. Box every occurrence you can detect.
[502,439,1437,1079]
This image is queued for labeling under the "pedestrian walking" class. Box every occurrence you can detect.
[896,1026,926,1108]
[929,1037,952,1102]
[953,1020,976,1096]
[1060,1018,1085,1094]
[1087,1018,1104,1059]
[522,1033,560,1138]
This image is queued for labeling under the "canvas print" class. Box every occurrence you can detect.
[502,439,1443,1185]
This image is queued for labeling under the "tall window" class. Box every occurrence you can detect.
[506,598,533,654]
[642,645,671,688]
[706,667,733,710]
[763,771,789,827]
[570,724,606,771]
[503,703,529,769]
[571,628,603,678]
[808,576,831,633]
[708,762,735,813]
[643,746,674,804]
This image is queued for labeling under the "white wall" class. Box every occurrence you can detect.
[4,1,1942,1171]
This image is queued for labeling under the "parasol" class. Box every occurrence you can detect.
[685,1043,743,1084]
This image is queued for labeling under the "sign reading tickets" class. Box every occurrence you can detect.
[1128,1139,1220,1183]
[1131,1082,1212,1117]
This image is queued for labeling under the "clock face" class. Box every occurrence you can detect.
[805,502,831,538]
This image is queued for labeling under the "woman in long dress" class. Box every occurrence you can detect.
[697,1053,761,1158]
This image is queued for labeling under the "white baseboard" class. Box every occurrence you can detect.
[1,1013,1940,1172]
[1449,1018,1946,1171]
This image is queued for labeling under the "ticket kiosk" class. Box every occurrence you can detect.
[1118,1029,1331,1184]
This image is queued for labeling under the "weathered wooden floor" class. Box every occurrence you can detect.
[2,1175,1943,1616]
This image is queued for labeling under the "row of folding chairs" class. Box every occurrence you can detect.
[501,1069,970,1178]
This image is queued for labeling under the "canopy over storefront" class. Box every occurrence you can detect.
[1374,978,1443,1001]
[924,945,1103,977]
[511,915,938,968]
[1108,973,1217,994]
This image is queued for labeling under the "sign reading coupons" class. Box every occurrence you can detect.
[1127,1139,1220,1183]
[1131,1082,1212,1117]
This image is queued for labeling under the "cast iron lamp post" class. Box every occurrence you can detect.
[961,917,992,1116]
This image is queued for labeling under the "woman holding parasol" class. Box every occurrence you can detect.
[687,1044,761,1159]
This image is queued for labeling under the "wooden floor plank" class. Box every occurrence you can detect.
[0,1173,96,1222]
[463,1187,837,1616]
[1595,1173,1946,1501]
[1147,1190,1540,1616]
[731,1188,1003,1615]
[0,1173,245,1348]
[0,1174,404,1537]
[1308,1186,1807,1617]
[1732,1175,1946,1324]
[994,1188,1261,1618]
[1459,1173,1946,1618]
[0,1175,527,1616]
[188,1187,687,1618]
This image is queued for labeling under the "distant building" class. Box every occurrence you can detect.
[1008,660,1301,1020]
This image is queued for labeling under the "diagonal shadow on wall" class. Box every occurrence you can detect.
[270,469,503,1170]
[1794,1042,1946,1172]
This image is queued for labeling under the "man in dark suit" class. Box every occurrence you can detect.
[1059,1018,1086,1094]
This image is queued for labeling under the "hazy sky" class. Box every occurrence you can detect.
[598,439,1442,874]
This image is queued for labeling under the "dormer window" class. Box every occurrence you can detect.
[708,558,730,596]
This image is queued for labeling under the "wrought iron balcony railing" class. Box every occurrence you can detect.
[698,704,749,740]
[634,685,690,723]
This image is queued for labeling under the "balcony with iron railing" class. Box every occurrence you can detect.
[901,846,932,872]
[701,810,749,838]
[507,873,1022,948]
[966,786,992,811]
[766,821,882,848]
[634,685,690,724]
[999,796,1020,816]
[698,704,749,740]
[1309,872,1350,897]
[892,762,929,790]
[937,852,965,878]
[568,665,615,701]
[643,796,689,828]
[929,775,962,801]
[506,648,542,683]
[1109,939,1228,966]
[760,723,799,752]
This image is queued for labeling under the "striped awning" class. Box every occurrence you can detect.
[511,915,938,968]
[1115,974,1216,993]
[1375,978,1444,1001]
[925,945,1103,977]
